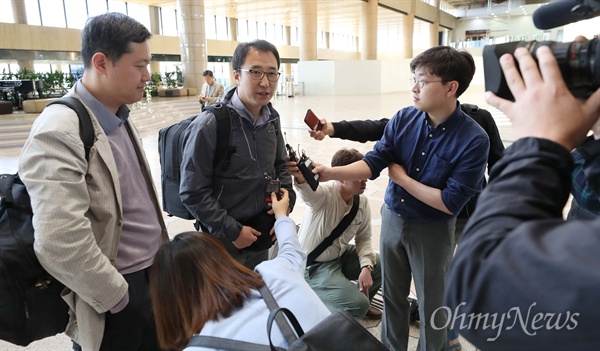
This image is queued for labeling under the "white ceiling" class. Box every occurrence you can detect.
[123,0,548,36]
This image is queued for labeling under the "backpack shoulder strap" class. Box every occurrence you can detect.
[46,97,94,161]
[460,103,479,115]
[203,104,233,170]
[187,335,279,351]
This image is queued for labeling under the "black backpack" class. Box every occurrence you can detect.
[158,104,233,220]
[0,97,94,346]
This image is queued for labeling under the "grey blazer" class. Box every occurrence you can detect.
[18,89,168,351]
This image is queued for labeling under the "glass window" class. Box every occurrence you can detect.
[413,18,431,50]
[247,20,257,40]
[24,0,41,25]
[87,0,108,17]
[34,63,52,73]
[290,26,299,45]
[108,0,127,14]
[257,21,266,40]
[64,0,88,29]
[215,16,228,40]
[39,0,66,28]
[317,31,325,48]
[0,1,15,23]
[272,24,285,44]
[127,2,151,30]
[378,8,403,52]
[205,14,216,39]
[237,19,249,42]
[160,7,178,36]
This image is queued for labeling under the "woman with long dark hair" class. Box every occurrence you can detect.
[150,189,331,350]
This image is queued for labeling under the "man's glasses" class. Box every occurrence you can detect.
[409,76,444,89]
[239,69,281,82]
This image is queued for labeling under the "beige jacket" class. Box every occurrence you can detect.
[199,80,225,106]
[18,90,168,351]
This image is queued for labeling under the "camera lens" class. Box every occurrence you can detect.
[483,38,599,101]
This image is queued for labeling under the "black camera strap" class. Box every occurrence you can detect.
[307,195,360,266]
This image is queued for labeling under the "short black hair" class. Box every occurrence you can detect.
[81,12,152,69]
[331,148,364,167]
[202,70,214,77]
[410,46,475,98]
[232,40,280,71]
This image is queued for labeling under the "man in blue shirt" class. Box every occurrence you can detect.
[315,46,490,351]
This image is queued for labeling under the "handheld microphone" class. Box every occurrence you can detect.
[533,0,600,30]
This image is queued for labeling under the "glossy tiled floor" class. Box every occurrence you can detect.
[0,83,512,351]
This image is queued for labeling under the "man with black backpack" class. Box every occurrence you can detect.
[180,39,295,270]
[18,13,168,351]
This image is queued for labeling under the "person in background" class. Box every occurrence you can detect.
[198,69,225,107]
[313,46,490,351]
[181,40,295,269]
[150,189,331,351]
[287,148,383,320]
[445,45,600,350]
[18,13,168,351]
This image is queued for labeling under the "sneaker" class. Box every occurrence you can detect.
[364,306,382,320]
[446,342,462,351]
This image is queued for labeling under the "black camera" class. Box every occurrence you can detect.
[285,143,319,191]
[264,173,281,203]
[483,38,599,101]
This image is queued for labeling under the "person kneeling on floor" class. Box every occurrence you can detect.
[287,148,382,320]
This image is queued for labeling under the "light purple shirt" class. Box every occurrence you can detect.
[75,82,162,311]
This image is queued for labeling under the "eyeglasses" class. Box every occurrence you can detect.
[410,76,444,89]
[239,69,281,82]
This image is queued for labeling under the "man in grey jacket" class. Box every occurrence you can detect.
[181,39,295,269]
[18,13,168,351]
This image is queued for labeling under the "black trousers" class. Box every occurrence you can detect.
[73,266,160,351]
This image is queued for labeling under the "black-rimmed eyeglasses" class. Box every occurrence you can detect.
[239,69,281,82]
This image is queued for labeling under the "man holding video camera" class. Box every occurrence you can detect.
[445,38,600,351]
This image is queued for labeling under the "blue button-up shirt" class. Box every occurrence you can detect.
[363,104,490,221]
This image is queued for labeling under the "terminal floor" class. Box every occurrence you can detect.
[0,86,514,351]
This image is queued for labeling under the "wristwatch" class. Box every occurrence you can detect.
[362,265,374,272]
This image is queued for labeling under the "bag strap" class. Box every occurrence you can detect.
[306,194,360,266]
[184,284,296,351]
[203,103,234,170]
[186,335,283,351]
[257,285,299,346]
[46,97,94,161]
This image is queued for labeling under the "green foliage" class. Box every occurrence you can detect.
[14,67,36,80]
[163,71,177,88]
[175,65,183,86]
[162,67,184,89]
[145,72,162,97]
[1,68,11,80]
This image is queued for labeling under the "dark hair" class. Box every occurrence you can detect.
[232,40,280,71]
[150,232,265,350]
[409,46,475,98]
[202,70,214,77]
[81,13,152,69]
[331,148,364,167]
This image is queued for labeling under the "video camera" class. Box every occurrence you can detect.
[483,0,600,101]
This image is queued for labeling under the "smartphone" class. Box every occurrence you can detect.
[304,109,323,131]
